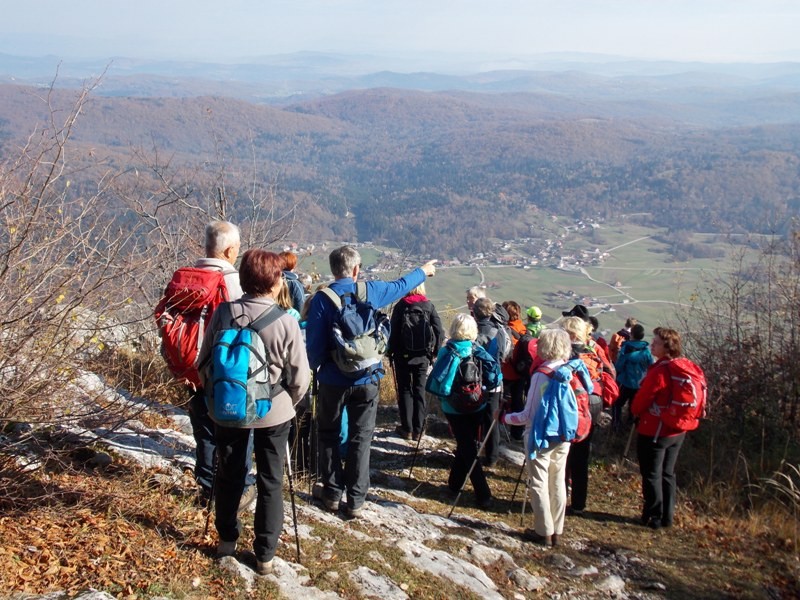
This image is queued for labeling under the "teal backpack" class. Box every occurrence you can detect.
[202,303,284,427]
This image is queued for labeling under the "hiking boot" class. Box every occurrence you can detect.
[342,504,363,520]
[524,528,553,547]
[195,487,213,509]
[256,559,273,575]
[566,506,585,517]
[646,518,662,530]
[551,533,560,547]
[394,425,411,440]
[237,484,257,515]
[216,540,236,558]
[412,431,422,442]
[312,482,340,512]
[476,495,493,510]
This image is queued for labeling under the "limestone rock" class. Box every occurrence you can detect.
[349,566,408,600]
[508,567,547,591]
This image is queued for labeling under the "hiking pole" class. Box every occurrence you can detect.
[623,424,636,459]
[448,416,498,519]
[309,370,319,495]
[203,450,218,540]
[407,412,428,480]
[508,456,527,510]
[285,441,302,564]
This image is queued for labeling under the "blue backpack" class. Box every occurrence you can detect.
[202,303,284,427]
[320,282,390,379]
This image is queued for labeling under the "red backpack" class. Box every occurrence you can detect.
[576,344,619,408]
[154,267,230,389]
[654,358,707,434]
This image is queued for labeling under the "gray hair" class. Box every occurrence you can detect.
[473,297,494,320]
[449,313,478,341]
[466,286,486,301]
[537,328,572,361]
[329,245,361,279]
[205,221,240,257]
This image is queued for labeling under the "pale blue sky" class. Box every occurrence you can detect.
[2,0,798,65]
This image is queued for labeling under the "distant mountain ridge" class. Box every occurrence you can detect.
[1,54,799,256]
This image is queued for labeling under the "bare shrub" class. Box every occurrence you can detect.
[677,230,800,503]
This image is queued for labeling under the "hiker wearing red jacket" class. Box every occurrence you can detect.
[632,327,692,530]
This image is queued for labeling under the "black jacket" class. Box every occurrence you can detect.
[388,295,444,360]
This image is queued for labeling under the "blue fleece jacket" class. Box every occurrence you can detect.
[615,339,653,389]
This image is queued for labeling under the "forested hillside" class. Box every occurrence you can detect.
[1,80,798,257]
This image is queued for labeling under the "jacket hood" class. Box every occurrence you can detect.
[550,364,575,383]
[403,294,428,304]
[622,339,649,351]
[447,339,474,358]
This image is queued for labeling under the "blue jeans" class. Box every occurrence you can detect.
[188,388,254,498]
[215,421,290,563]
[317,381,379,510]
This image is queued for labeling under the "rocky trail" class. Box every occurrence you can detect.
[7,374,796,599]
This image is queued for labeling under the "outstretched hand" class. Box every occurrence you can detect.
[421,259,438,277]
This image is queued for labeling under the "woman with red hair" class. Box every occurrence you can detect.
[198,249,310,575]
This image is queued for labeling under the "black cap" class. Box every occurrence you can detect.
[561,304,590,322]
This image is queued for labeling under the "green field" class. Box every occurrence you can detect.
[284,222,760,336]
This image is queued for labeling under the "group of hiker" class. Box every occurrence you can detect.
[155,221,707,571]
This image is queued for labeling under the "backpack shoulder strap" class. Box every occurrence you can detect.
[509,328,521,340]
[353,281,368,302]
[249,304,285,333]
[319,287,343,309]
[536,365,555,378]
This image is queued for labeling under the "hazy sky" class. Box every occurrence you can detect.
[2,0,799,65]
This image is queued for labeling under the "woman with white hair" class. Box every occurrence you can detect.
[428,313,501,509]
[501,327,577,546]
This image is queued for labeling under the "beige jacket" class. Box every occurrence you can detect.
[197,295,310,428]
[193,257,243,300]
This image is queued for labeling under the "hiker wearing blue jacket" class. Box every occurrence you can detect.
[305,245,437,518]
[502,328,578,547]
[613,324,653,434]
[429,313,501,509]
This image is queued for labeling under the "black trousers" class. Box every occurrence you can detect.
[612,385,638,432]
[480,390,502,465]
[214,421,290,563]
[445,410,492,504]
[566,424,594,511]
[394,356,430,435]
[637,432,686,526]
[317,381,379,510]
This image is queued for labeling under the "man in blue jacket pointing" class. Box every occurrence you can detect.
[305,245,437,518]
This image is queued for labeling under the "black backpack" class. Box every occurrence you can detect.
[449,353,484,413]
[510,331,535,377]
[400,304,434,355]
